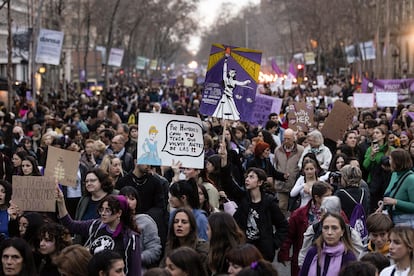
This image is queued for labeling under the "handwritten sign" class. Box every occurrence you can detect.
[248,94,283,126]
[287,102,314,132]
[137,113,205,168]
[376,92,398,107]
[12,176,56,212]
[353,93,374,108]
[44,146,81,187]
[321,101,356,142]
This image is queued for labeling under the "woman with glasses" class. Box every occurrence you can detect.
[56,191,141,276]
[74,168,114,222]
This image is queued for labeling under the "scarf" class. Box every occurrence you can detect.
[309,242,345,276]
[368,240,390,255]
[308,201,322,225]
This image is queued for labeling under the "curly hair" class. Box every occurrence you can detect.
[38,222,72,254]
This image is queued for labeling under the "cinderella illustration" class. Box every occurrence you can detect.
[212,47,251,121]
[137,125,162,166]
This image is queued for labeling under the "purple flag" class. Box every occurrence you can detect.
[287,61,297,79]
[407,112,414,121]
[271,59,284,75]
[361,77,414,102]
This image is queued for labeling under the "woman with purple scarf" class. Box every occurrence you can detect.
[300,212,356,276]
[56,190,141,276]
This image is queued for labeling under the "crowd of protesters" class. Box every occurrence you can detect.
[0,76,412,275]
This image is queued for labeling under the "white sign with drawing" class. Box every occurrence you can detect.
[137,113,205,168]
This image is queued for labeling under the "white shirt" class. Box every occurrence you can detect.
[380,265,410,276]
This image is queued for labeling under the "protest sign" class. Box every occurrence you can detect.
[200,44,262,122]
[12,176,55,212]
[35,29,64,65]
[361,77,414,103]
[375,92,398,107]
[137,113,205,169]
[44,146,81,187]
[249,94,283,126]
[107,48,124,67]
[287,102,314,132]
[321,101,356,142]
[353,93,375,108]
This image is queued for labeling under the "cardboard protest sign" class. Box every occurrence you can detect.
[353,93,374,108]
[137,113,205,169]
[248,94,283,126]
[200,44,262,122]
[12,176,56,212]
[321,101,356,142]
[44,146,81,187]
[287,102,314,132]
[376,92,398,107]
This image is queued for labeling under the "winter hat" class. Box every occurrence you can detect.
[254,141,270,157]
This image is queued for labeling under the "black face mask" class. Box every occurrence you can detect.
[13,133,20,140]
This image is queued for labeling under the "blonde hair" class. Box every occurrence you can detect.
[149,126,158,134]
[54,245,91,276]
[340,165,362,187]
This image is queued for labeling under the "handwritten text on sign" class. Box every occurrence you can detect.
[12,176,56,212]
[163,120,203,157]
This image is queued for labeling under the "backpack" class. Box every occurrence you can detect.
[340,189,368,244]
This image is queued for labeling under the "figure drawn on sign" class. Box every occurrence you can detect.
[212,47,251,121]
[138,126,162,166]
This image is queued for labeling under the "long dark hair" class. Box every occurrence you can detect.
[0,238,37,276]
[169,178,200,209]
[166,208,198,253]
[21,156,41,176]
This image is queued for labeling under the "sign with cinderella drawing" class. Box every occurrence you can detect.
[200,44,262,122]
[137,113,205,169]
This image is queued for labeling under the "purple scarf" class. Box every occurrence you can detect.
[309,242,345,276]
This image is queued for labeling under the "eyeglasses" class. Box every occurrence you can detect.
[98,207,113,215]
[85,178,98,183]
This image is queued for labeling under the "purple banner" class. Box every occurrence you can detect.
[362,77,414,103]
[248,94,283,126]
[200,44,262,122]
[271,59,284,75]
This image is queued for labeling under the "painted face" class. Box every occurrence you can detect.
[345,132,357,147]
[389,232,411,264]
[0,185,6,205]
[165,257,187,276]
[2,247,23,276]
[322,216,344,246]
[168,193,183,209]
[110,158,122,176]
[228,262,243,276]
[39,233,56,256]
[173,211,191,238]
[149,132,157,140]
[85,173,102,194]
[369,231,389,251]
[245,171,262,190]
[107,259,125,276]
[18,217,29,237]
[21,160,33,176]
[335,157,345,171]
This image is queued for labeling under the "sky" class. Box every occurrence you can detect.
[188,0,260,54]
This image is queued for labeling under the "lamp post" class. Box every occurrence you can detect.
[392,49,399,79]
